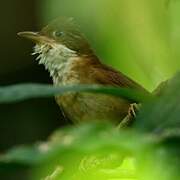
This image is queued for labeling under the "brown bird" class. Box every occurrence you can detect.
[18,17,148,126]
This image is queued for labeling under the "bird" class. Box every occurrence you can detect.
[18,17,149,126]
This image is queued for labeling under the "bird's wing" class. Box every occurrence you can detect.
[91,63,148,93]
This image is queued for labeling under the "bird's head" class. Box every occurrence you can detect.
[18,17,93,57]
[18,17,95,76]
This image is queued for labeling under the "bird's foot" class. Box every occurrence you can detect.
[117,103,140,129]
[128,103,140,118]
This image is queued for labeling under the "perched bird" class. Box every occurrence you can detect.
[18,17,148,125]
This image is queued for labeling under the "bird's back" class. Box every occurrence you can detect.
[55,56,148,124]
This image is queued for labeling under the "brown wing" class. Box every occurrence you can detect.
[91,62,149,93]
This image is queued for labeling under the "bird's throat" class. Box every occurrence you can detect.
[33,43,77,79]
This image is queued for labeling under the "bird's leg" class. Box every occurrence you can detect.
[117,103,140,129]
[128,103,139,118]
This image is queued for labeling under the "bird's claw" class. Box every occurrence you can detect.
[128,103,140,118]
[117,103,141,129]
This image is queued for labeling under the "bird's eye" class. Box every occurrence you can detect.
[53,31,64,37]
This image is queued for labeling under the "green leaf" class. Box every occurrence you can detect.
[0,123,152,168]
[0,123,156,180]
[0,84,152,104]
[0,122,178,180]
[0,145,43,168]
[134,72,180,137]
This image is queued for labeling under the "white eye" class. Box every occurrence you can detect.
[53,31,64,37]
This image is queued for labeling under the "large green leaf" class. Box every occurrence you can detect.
[0,123,151,180]
[0,122,179,180]
[0,123,150,168]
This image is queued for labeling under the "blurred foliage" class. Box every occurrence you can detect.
[1,73,180,179]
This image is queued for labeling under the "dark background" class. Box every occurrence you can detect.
[0,1,67,179]
[0,0,65,153]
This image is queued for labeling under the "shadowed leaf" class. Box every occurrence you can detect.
[0,84,152,104]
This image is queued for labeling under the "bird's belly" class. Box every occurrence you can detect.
[56,92,131,124]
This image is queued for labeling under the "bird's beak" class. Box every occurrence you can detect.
[17,31,53,44]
